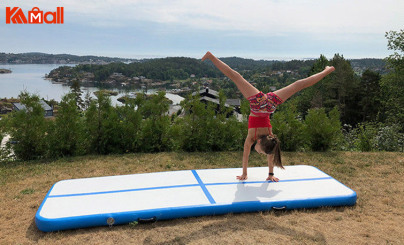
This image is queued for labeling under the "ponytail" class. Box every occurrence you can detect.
[258,134,284,169]
[272,139,283,169]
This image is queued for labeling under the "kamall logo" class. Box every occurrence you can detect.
[6,7,64,24]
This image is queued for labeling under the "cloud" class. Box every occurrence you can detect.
[2,0,401,58]
[5,0,403,35]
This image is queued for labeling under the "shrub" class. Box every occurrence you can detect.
[179,95,214,152]
[304,107,342,151]
[83,92,122,154]
[341,124,356,151]
[114,98,142,153]
[271,103,306,151]
[375,124,403,151]
[3,92,49,160]
[176,93,245,152]
[166,116,183,151]
[341,122,403,152]
[47,92,86,158]
[138,91,171,152]
[140,117,171,152]
[354,122,378,152]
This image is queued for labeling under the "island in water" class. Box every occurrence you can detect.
[0,69,12,74]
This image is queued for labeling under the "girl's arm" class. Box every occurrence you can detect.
[266,154,279,182]
[237,136,253,180]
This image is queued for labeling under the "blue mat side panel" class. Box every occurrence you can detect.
[35,192,356,232]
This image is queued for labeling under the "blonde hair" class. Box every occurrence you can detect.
[258,135,283,169]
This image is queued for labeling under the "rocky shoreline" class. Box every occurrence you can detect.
[0,69,12,74]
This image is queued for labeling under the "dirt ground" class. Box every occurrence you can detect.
[1,152,403,245]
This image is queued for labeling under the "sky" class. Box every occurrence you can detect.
[1,0,403,60]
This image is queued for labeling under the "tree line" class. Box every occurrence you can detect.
[48,57,223,82]
[0,88,401,162]
[0,52,135,64]
[47,56,384,84]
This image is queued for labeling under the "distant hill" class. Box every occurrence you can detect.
[0,52,137,64]
[217,57,276,71]
[211,57,386,74]
[47,57,222,83]
[45,56,387,87]
[349,58,387,74]
[1,52,387,75]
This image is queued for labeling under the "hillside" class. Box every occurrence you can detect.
[0,52,136,65]
[46,56,386,84]
[1,52,386,74]
[46,57,223,85]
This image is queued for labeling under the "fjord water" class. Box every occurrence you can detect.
[0,64,86,101]
[0,64,183,105]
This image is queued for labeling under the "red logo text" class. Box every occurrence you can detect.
[6,7,64,24]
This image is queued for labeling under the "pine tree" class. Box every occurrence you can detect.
[70,79,84,110]
[380,30,404,130]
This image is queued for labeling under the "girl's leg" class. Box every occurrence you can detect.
[273,66,335,102]
[202,52,259,99]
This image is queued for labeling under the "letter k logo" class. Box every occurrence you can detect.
[6,7,28,24]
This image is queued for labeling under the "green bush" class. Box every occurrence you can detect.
[83,92,122,154]
[375,124,403,151]
[176,93,245,152]
[354,122,378,152]
[47,92,86,158]
[341,124,356,151]
[3,87,402,162]
[138,91,171,152]
[304,107,342,151]
[140,117,171,152]
[178,95,214,152]
[114,98,142,153]
[341,122,403,152]
[2,92,49,160]
[216,116,245,151]
[271,103,306,151]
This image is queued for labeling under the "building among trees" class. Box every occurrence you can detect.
[192,88,241,116]
[12,100,54,118]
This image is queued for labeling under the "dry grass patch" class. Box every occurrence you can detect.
[0,152,403,244]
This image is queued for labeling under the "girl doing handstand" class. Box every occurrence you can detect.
[202,51,335,182]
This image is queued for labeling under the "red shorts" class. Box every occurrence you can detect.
[248,115,271,129]
[247,91,283,117]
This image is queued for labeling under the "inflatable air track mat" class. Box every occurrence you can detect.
[36,165,356,232]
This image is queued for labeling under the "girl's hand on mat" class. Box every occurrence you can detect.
[237,174,248,180]
[201,51,212,61]
[266,175,279,182]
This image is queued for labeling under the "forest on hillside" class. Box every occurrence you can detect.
[47,56,386,82]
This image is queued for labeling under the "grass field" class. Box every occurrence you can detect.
[0,151,403,245]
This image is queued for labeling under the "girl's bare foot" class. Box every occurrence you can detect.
[201,51,212,61]
[324,66,335,74]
